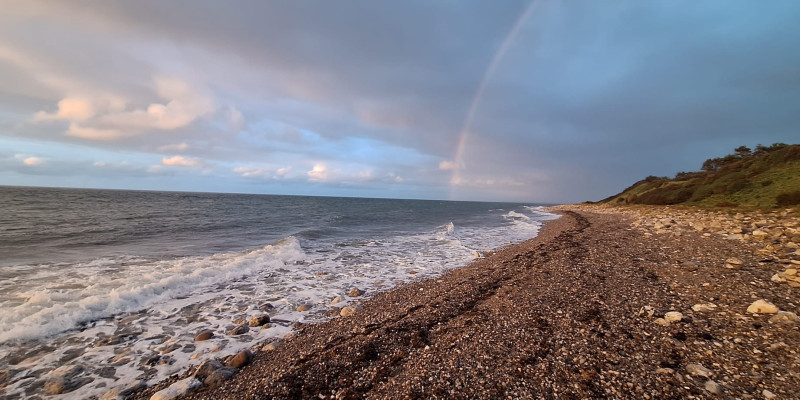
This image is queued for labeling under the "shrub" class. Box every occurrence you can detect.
[715,201,738,208]
[776,191,800,207]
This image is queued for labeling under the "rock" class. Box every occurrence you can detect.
[232,317,246,325]
[262,341,281,351]
[763,389,777,399]
[769,311,799,324]
[330,295,345,305]
[195,330,214,341]
[704,379,722,395]
[726,257,743,265]
[43,365,88,395]
[348,288,363,297]
[226,350,253,368]
[160,343,181,354]
[655,368,674,375]
[149,377,202,400]
[296,304,310,312]
[772,273,787,283]
[193,359,225,381]
[100,380,145,400]
[228,325,250,335]
[686,363,712,378]
[747,299,780,314]
[340,306,357,317]
[204,367,237,387]
[752,230,769,239]
[654,318,670,327]
[248,315,270,327]
[664,311,683,322]
[785,268,798,276]
[692,303,718,312]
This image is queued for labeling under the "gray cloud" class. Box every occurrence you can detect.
[0,0,798,202]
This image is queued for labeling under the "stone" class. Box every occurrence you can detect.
[752,230,769,239]
[348,288,363,297]
[763,389,777,399]
[43,365,87,395]
[232,317,246,325]
[262,341,281,351]
[769,311,799,324]
[340,306,357,317]
[194,331,214,341]
[686,363,712,378]
[704,379,722,395]
[330,295,344,305]
[226,350,253,368]
[692,303,718,312]
[248,315,270,327]
[785,268,798,276]
[193,359,225,381]
[228,325,250,335]
[771,273,787,283]
[725,257,743,265]
[100,380,145,400]
[664,311,683,322]
[747,299,780,314]
[149,377,202,400]
[654,318,670,327]
[296,304,310,312]
[204,367,237,387]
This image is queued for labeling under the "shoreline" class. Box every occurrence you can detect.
[133,205,799,399]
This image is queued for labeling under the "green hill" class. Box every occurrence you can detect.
[600,143,800,209]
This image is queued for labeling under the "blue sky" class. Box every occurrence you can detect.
[1,1,798,203]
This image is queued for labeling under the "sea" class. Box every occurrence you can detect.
[0,186,558,399]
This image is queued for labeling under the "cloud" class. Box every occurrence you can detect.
[65,123,125,140]
[161,155,210,168]
[33,97,94,121]
[23,156,44,165]
[307,164,332,182]
[438,160,458,171]
[155,142,189,152]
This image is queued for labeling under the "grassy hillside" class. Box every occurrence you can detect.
[600,143,800,209]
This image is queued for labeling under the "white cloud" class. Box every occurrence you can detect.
[156,142,189,152]
[33,97,94,121]
[439,160,458,170]
[161,155,209,168]
[65,123,125,140]
[32,77,214,141]
[307,164,334,182]
[23,156,44,165]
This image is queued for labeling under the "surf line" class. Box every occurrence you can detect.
[449,0,540,199]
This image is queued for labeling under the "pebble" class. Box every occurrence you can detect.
[43,365,88,395]
[100,380,145,400]
[768,311,799,324]
[228,325,250,335]
[296,304,311,312]
[692,303,717,312]
[261,341,281,351]
[664,311,683,322]
[248,315,270,327]
[340,306,357,317]
[149,377,202,400]
[348,288,363,297]
[194,330,214,341]
[747,299,779,314]
[226,350,253,368]
[704,379,722,395]
[686,363,712,378]
[330,295,345,305]
[763,389,777,399]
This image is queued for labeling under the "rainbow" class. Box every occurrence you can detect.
[450,0,540,199]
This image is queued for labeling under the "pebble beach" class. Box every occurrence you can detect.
[123,205,799,399]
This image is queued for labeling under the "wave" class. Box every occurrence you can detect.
[0,237,306,343]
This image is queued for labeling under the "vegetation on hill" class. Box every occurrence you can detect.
[600,143,800,208]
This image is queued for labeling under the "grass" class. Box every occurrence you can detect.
[600,144,800,209]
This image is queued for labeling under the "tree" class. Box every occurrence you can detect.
[734,146,751,157]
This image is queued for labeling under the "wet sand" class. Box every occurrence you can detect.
[134,206,799,399]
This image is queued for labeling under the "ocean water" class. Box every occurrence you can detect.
[0,186,558,399]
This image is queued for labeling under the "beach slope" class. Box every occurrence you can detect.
[137,206,799,399]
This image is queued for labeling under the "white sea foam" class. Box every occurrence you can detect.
[0,206,559,400]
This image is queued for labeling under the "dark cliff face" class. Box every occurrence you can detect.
[600,143,800,208]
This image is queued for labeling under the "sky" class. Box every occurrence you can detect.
[1,1,798,203]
